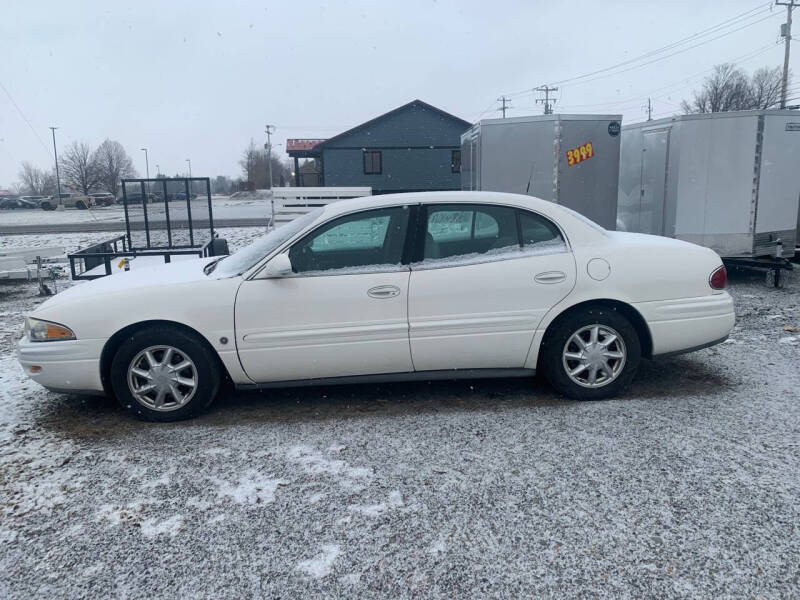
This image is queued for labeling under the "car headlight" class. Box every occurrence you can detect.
[24,317,76,342]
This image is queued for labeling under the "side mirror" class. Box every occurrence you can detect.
[263,253,293,278]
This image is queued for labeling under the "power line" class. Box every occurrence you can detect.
[547,1,775,87]
[554,12,781,89]
[555,42,778,112]
[500,2,778,103]
[0,79,52,158]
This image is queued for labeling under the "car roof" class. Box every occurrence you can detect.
[319,191,577,223]
[312,191,609,246]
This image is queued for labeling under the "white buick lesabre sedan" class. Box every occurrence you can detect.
[18,192,735,421]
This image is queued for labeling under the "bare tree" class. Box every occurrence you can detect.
[749,66,784,110]
[239,139,291,188]
[93,139,137,197]
[682,63,786,113]
[18,162,55,195]
[239,139,261,186]
[60,141,101,195]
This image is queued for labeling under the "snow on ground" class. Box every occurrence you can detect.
[0,196,266,227]
[0,226,265,256]
[0,267,799,598]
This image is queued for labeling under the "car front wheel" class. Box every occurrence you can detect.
[110,326,220,421]
[541,306,641,400]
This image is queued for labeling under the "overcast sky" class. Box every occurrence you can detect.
[1,0,796,186]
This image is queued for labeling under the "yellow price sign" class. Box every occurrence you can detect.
[566,142,594,166]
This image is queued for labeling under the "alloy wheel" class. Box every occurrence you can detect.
[562,324,627,388]
[127,345,198,411]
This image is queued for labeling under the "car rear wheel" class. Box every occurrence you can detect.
[541,306,641,400]
[110,326,220,421]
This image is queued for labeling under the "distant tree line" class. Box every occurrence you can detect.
[11,137,297,198]
[16,139,138,197]
[682,64,786,114]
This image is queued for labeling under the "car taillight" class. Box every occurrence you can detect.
[709,265,727,290]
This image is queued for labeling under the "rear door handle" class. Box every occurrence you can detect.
[367,285,401,299]
[534,271,566,284]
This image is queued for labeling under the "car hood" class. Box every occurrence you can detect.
[37,256,220,311]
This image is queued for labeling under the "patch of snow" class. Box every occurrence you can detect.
[411,240,567,271]
[340,573,361,586]
[295,544,340,579]
[140,514,184,538]
[82,561,104,577]
[185,497,213,511]
[287,445,372,480]
[141,472,171,489]
[202,447,231,457]
[428,538,447,554]
[292,263,407,278]
[349,490,404,517]
[215,471,286,506]
[778,336,800,345]
[96,500,147,527]
[308,491,326,504]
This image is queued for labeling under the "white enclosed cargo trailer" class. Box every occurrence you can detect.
[460,114,622,230]
[618,110,800,258]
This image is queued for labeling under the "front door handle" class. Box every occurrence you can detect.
[534,271,566,284]
[367,285,401,299]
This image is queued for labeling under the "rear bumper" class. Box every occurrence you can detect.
[633,292,735,357]
[17,337,105,393]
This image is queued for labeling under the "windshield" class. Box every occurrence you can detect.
[212,209,322,277]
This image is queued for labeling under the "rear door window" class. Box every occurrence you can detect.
[519,210,567,253]
[421,204,519,264]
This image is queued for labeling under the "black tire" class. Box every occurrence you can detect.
[76,200,88,209]
[541,306,641,401]
[41,204,55,211]
[110,326,220,422]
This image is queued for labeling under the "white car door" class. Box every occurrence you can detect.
[235,206,414,383]
[408,203,576,371]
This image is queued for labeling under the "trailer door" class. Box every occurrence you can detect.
[641,128,671,236]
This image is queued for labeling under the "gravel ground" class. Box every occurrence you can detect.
[0,268,799,598]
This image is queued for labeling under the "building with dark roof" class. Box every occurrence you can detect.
[287,99,471,194]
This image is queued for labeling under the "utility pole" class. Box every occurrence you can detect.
[49,127,63,210]
[777,0,797,109]
[265,124,275,189]
[497,95,511,118]
[535,85,559,115]
[646,98,653,121]
[140,148,150,179]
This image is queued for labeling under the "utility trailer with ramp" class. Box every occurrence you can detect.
[68,177,229,280]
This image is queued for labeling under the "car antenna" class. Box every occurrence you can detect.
[525,161,535,194]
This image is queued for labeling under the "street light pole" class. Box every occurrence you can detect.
[186,159,192,178]
[140,148,150,179]
[265,124,275,190]
[49,127,64,211]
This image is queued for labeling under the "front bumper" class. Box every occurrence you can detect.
[633,292,735,357]
[17,336,106,394]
